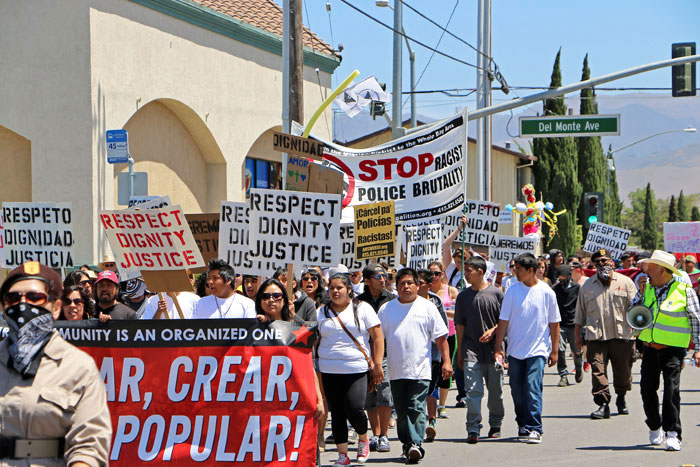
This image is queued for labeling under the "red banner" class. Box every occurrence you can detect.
[58,320,317,465]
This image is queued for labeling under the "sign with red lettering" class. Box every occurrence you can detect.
[99,206,205,276]
[320,113,467,223]
[59,320,318,466]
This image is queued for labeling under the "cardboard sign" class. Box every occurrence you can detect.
[99,205,205,278]
[286,156,344,195]
[219,201,285,277]
[285,155,310,192]
[59,319,318,466]
[273,131,324,160]
[583,222,631,260]
[664,222,700,253]
[404,223,442,270]
[248,190,341,267]
[489,235,538,273]
[128,196,172,209]
[354,201,395,260]
[1,202,75,268]
[459,199,501,247]
[185,213,219,269]
[339,224,401,272]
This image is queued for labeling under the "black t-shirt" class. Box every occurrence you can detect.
[454,285,503,363]
[357,289,394,313]
[552,280,580,327]
[96,302,137,320]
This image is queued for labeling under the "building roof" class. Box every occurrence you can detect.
[193,0,336,56]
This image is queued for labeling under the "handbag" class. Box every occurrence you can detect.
[325,304,377,393]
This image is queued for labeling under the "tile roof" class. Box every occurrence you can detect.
[193,0,337,57]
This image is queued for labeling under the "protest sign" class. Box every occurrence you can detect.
[273,131,324,160]
[404,223,442,270]
[0,210,6,268]
[58,319,318,466]
[248,189,341,267]
[128,196,172,209]
[1,202,75,268]
[499,210,513,224]
[339,223,401,271]
[219,201,285,276]
[354,201,395,260]
[489,235,538,273]
[286,156,344,195]
[459,199,501,247]
[285,156,310,192]
[664,222,700,253]
[583,222,631,260]
[321,113,467,223]
[186,213,219,270]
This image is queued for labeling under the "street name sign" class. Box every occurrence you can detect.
[106,129,129,163]
[519,114,620,137]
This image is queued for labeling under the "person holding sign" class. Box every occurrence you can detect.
[0,262,111,465]
[441,216,469,289]
[193,259,256,319]
[95,271,136,321]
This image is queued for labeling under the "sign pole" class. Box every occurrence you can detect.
[155,292,171,320]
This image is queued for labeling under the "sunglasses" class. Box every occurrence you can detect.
[432,271,442,276]
[79,280,91,286]
[64,298,85,306]
[260,292,284,301]
[4,290,49,307]
[373,273,388,280]
[302,276,319,282]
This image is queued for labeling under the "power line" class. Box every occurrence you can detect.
[339,0,487,71]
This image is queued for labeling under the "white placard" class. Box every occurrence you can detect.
[459,199,501,247]
[339,223,402,272]
[583,222,631,260]
[248,189,342,267]
[663,222,700,253]
[128,195,171,209]
[404,223,442,270]
[1,202,75,268]
[489,235,538,273]
[0,210,6,267]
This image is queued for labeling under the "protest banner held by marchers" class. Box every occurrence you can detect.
[664,222,700,253]
[354,201,395,261]
[583,222,631,260]
[57,319,318,466]
[489,235,538,273]
[404,223,442,270]
[248,189,341,267]
[1,202,75,268]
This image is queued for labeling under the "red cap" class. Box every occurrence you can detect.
[96,270,119,285]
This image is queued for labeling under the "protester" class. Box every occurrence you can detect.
[574,249,637,419]
[683,255,700,274]
[454,256,504,443]
[537,257,552,285]
[242,274,259,300]
[493,253,560,444]
[618,251,635,270]
[142,290,200,319]
[547,249,564,284]
[350,270,365,295]
[301,268,327,309]
[97,254,117,272]
[635,251,700,451]
[501,260,518,291]
[441,215,469,289]
[95,271,136,321]
[64,270,94,297]
[384,266,399,297]
[59,284,94,320]
[634,273,649,302]
[194,271,210,297]
[551,265,582,387]
[122,277,150,318]
[193,259,256,319]
[378,268,452,463]
[569,261,588,286]
[317,273,384,466]
[273,267,318,322]
[0,261,111,464]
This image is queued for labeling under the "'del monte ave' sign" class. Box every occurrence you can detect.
[519,114,620,138]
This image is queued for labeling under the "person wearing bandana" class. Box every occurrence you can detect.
[574,249,638,420]
[0,261,111,465]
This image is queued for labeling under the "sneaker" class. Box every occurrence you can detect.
[583,362,591,372]
[590,404,610,419]
[425,419,437,442]
[377,435,391,452]
[348,428,358,445]
[357,440,370,464]
[665,431,681,451]
[527,431,542,444]
[649,428,665,446]
[406,444,422,464]
[518,428,530,442]
[557,375,569,387]
[467,432,479,444]
[437,406,449,419]
[487,427,501,439]
[332,453,351,466]
[616,395,629,415]
[455,397,467,408]
[369,435,379,452]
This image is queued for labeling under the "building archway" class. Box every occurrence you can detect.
[0,126,32,203]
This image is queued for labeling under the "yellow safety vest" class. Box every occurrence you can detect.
[639,281,691,348]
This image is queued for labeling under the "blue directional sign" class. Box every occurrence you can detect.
[106,129,129,163]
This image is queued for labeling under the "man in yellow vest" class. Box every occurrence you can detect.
[636,250,700,452]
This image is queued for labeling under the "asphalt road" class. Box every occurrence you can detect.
[320,357,700,467]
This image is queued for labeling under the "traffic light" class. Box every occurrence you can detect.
[672,42,696,97]
[583,192,604,229]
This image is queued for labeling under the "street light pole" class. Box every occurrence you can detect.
[391,0,403,139]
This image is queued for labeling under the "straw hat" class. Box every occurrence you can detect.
[636,250,681,277]
[98,254,116,270]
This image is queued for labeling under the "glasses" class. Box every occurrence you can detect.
[260,292,284,301]
[64,298,85,306]
[79,280,91,286]
[103,263,116,268]
[4,290,49,307]
[373,273,388,280]
[593,259,611,266]
[431,271,442,277]
[302,276,319,282]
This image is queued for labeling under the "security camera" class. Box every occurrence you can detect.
[337,43,344,52]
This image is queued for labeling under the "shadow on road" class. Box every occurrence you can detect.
[576,444,655,451]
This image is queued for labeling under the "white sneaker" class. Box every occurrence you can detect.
[649,428,664,446]
[665,431,681,451]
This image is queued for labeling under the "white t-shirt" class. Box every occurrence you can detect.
[378,295,448,381]
[445,262,464,288]
[141,292,200,320]
[500,281,561,359]
[352,282,365,296]
[502,274,517,291]
[317,301,381,374]
[193,294,256,319]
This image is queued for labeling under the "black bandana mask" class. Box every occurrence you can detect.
[4,303,54,376]
[596,264,613,283]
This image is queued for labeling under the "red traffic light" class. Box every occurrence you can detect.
[588,196,598,205]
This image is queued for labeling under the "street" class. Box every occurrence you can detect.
[320,357,700,466]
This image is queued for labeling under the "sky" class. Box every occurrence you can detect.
[299,0,700,120]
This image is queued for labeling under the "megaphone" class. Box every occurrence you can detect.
[626,305,653,330]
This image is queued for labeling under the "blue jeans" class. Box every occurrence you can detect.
[390,379,430,449]
[508,356,545,434]
[463,361,504,435]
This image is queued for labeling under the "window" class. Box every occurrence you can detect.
[245,158,282,197]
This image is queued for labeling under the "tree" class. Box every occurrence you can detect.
[576,54,607,235]
[605,146,623,226]
[532,50,582,255]
[692,206,700,222]
[641,183,658,250]
[678,190,689,221]
[668,195,678,222]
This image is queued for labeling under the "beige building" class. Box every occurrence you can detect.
[0,0,339,264]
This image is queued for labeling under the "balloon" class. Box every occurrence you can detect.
[515,202,526,212]
[536,201,545,210]
[505,204,513,211]
[545,202,554,210]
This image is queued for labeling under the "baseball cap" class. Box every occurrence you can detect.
[685,255,697,263]
[0,261,63,301]
[96,270,119,285]
[362,263,386,280]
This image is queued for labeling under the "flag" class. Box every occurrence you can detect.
[334,76,390,118]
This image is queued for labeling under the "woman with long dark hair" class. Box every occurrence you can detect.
[59,285,94,320]
[301,268,328,309]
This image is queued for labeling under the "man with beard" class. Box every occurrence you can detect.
[574,249,637,419]
[95,271,136,321]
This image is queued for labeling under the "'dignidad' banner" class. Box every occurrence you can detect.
[58,319,318,466]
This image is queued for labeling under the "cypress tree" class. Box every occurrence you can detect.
[605,150,623,226]
[691,206,700,222]
[678,190,689,221]
[532,50,582,256]
[641,183,658,250]
[668,195,678,222]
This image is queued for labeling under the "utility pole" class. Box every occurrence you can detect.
[282,0,304,189]
[391,0,403,139]
[475,0,492,201]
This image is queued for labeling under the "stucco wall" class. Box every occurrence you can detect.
[0,127,32,203]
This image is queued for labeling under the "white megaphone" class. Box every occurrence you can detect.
[626,305,653,331]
